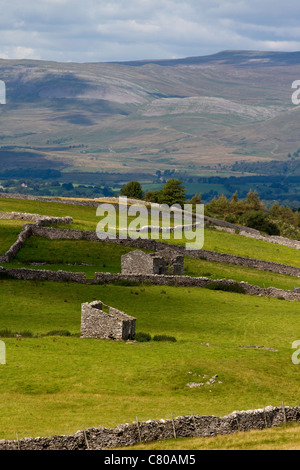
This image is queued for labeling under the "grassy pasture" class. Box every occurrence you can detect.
[0,197,299,267]
[0,220,28,252]
[4,235,300,289]
[0,196,300,447]
[0,280,300,440]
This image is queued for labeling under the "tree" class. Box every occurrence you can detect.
[159,179,186,207]
[120,181,143,200]
[244,190,265,211]
[205,194,230,216]
[143,190,161,203]
[188,194,202,213]
[241,210,280,235]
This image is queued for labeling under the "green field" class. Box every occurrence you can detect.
[4,236,299,289]
[0,220,28,252]
[0,280,300,441]
[0,196,300,448]
[1,197,299,268]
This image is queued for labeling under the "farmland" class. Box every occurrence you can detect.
[0,195,299,449]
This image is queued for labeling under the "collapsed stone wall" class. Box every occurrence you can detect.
[0,405,298,450]
[0,266,87,283]
[184,247,300,277]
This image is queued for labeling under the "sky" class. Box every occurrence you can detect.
[1,0,300,63]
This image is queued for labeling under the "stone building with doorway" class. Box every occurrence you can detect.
[121,248,184,276]
[80,300,136,341]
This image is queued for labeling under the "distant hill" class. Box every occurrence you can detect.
[111,50,300,67]
[0,50,300,179]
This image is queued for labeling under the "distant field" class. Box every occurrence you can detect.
[141,182,231,198]
[0,198,99,230]
[0,280,300,440]
[0,54,299,177]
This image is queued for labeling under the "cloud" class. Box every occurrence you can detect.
[0,0,299,62]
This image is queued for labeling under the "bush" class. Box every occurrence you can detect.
[153,335,177,342]
[206,281,246,294]
[134,332,152,342]
[225,214,237,223]
[18,330,34,337]
[240,210,280,236]
[0,328,15,338]
[0,329,34,337]
[0,272,12,280]
[45,330,71,337]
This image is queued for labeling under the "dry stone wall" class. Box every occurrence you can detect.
[1,266,299,301]
[0,192,100,207]
[1,213,299,300]
[0,406,298,450]
[2,192,299,250]
[19,227,300,277]
[0,213,73,262]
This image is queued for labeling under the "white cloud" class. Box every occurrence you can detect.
[0,0,299,62]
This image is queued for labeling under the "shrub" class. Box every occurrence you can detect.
[0,329,34,337]
[240,210,280,236]
[225,214,237,223]
[18,330,34,337]
[0,272,12,280]
[45,330,71,337]
[0,328,15,338]
[134,332,152,342]
[206,281,246,294]
[153,335,177,342]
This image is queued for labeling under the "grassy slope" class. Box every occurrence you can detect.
[1,54,300,175]
[0,197,299,267]
[0,280,300,440]
[0,220,27,252]
[5,236,299,289]
[0,197,300,446]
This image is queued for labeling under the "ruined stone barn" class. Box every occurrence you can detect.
[121,248,184,275]
[80,301,136,341]
[156,247,184,275]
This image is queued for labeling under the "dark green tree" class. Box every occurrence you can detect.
[120,181,143,200]
[143,190,161,203]
[159,179,186,207]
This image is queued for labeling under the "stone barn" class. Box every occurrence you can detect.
[80,301,136,341]
[121,248,184,276]
[156,247,184,275]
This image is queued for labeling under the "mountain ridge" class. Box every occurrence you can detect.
[0,49,300,178]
